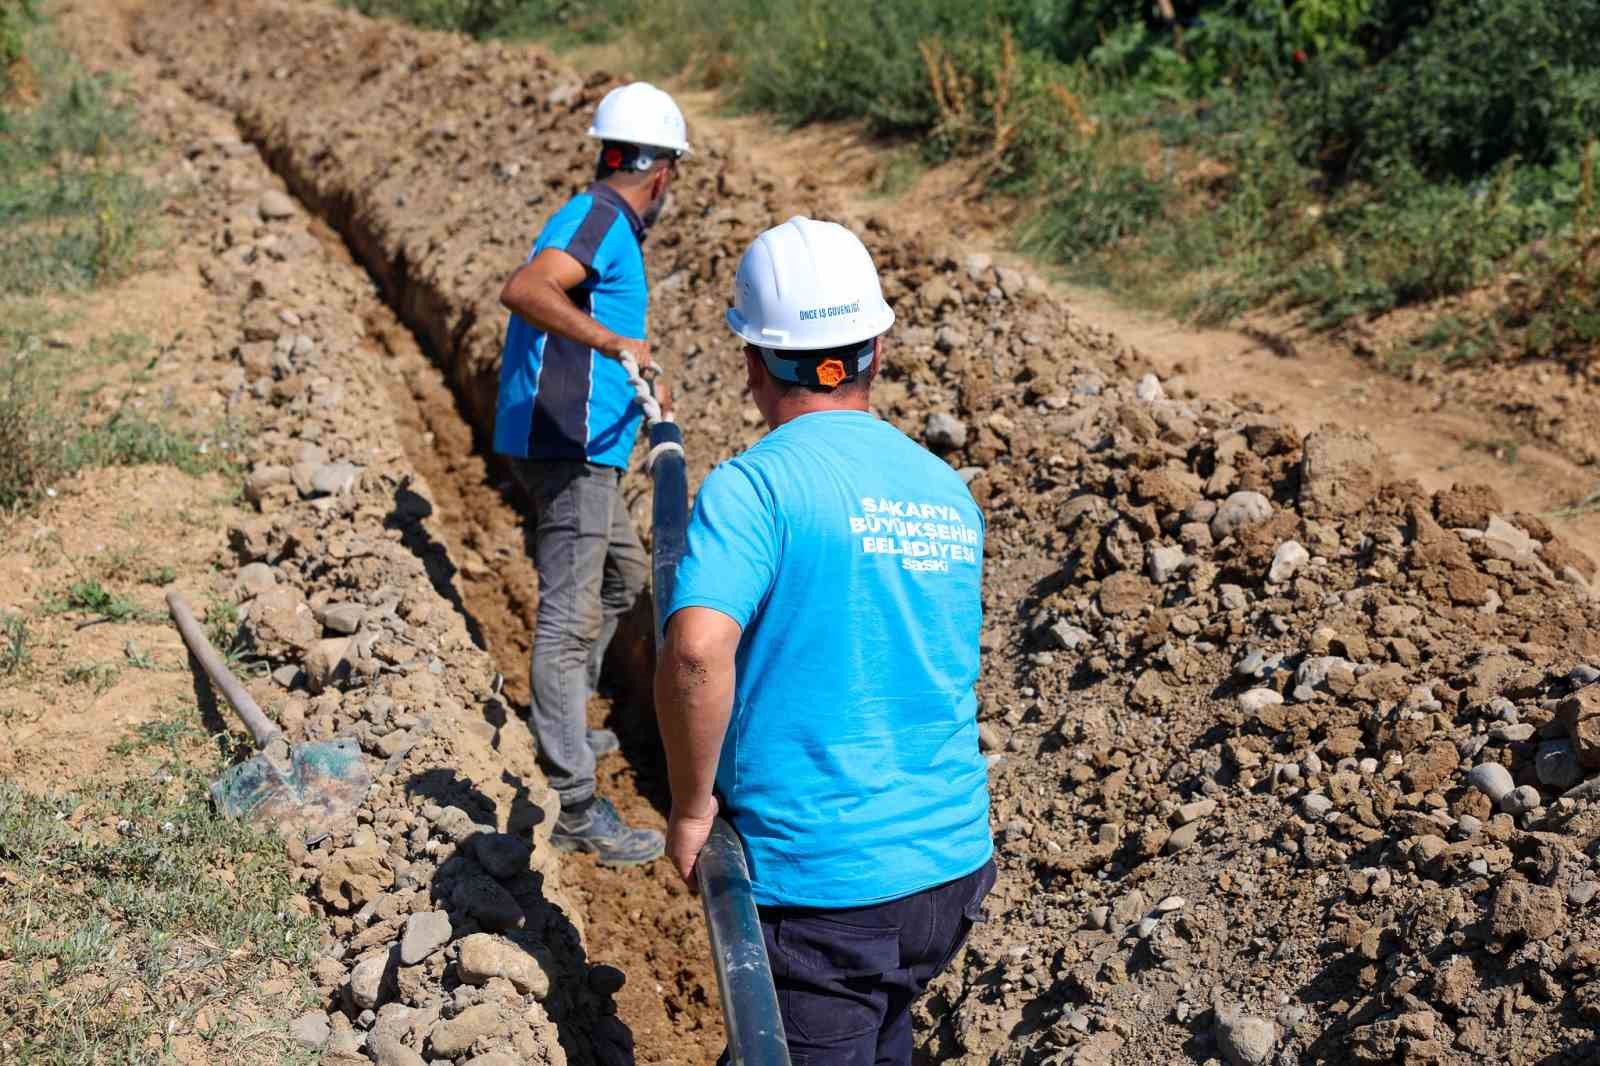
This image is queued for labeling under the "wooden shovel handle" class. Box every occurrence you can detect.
[166,589,283,747]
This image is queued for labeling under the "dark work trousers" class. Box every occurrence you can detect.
[511,459,647,807]
[744,858,997,1066]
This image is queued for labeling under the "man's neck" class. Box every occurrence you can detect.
[767,395,871,430]
[599,176,652,224]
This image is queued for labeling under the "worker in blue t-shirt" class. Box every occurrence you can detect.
[656,217,995,1064]
[494,82,691,866]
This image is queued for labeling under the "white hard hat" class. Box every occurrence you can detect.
[587,82,692,156]
[725,217,896,354]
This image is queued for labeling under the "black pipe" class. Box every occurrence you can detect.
[648,420,688,646]
[646,417,790,1066]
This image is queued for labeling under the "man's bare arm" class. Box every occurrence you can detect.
[655,606,741,885]
[500,248,653,368]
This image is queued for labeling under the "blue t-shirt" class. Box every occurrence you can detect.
[668,410,992,908]
[493,184,648,468]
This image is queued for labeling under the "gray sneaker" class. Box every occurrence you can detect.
[552,797,663,866]
[586,728,620,758]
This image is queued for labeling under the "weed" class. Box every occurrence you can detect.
[142,564,177,586]
[1,612,28,675]
[203,596,246,664]
[62,660,119,693]
[50,578,154,624]
[95,543,149,582]
[110,712,207,756]
[123,639,155,669]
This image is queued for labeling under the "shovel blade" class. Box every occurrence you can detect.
[210,737,371,842]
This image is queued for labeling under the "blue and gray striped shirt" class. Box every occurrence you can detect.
[494,183,648,468]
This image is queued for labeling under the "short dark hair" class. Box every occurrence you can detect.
[747,342,877,398]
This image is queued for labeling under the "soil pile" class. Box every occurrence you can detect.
[119,0,1600,1062]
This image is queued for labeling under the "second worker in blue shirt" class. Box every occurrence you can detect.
[495,82,690,866]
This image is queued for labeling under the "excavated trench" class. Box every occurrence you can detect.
[206,72,725,1066]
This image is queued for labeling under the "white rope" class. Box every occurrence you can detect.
[619,354,663,426]
[645,439,684,475]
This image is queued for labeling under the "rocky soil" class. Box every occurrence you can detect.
[57,0,1600,1062]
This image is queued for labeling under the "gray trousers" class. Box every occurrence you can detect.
[512,460,648,807]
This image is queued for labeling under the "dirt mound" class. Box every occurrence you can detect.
[121,0,1600,1062]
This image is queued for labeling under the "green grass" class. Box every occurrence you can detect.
[1,322,243,513]
[47,578,157,624]
[0,707,320,1064]
[1,612,28,675]
[0,7,154,295]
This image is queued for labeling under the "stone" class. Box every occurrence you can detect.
[924,413,967,450]
[1215,1005,1278,1066]
[1570,881,1599,906]
[934,325,967,353]
[1294,656,1354,700]
[456,933,552,999]
[432,805,484,843]
[1210,491,1273,540]
[1175,799,1217,825]
[472,833,533,882]
[318,602,365,635]
[258,189,296,220]
[319,846,393,911]
[1099,571,1156,617]
[1557,687,1600,768]
[1154,895,1186,913]
[1268,541,1310,584]
[400,910,452,966]
[1489,880,1564,942]
[289,1011,331,1049]
[236,562,277,597]
[1044,620,1093,651]
[1500,785,1541,815]
[368,1032,426,1066]
[1234,650,1269,678]
[304,636,353,693]
[250,586,319,655]
[1490,723,1536,742]
[427,1003,505,1059]
[977,723,1004,753]
[1134,374,1166,403]
[1165,822,1200,854]
[309,461,361,497]
[1300,794,1333,820]
[1484,515,1538,556]
[1147,544,1188,584]
[1467,762,1515,804]
[1537,740,1582,790]
[1237,688,1283,714]
[1299,429,1384,519]
[348,950,393,1010]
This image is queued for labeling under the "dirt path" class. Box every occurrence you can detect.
[664,89,1600,564]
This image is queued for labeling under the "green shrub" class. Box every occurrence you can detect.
[1291,0,1600,183]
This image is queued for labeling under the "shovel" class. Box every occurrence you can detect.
[167,590,370,843]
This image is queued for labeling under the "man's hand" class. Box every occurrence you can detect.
[666,796,719,890]
[601,334,654,374]
[653,376,673,416]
